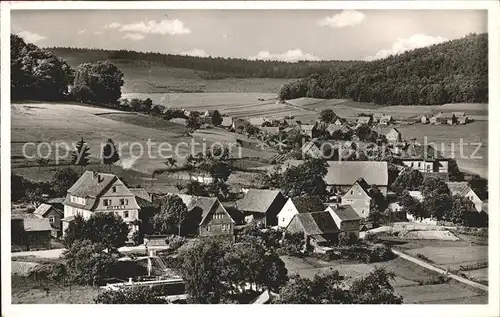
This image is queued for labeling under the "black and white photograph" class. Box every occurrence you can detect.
[1,1,499,313]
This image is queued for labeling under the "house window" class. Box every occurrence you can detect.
[123,211,129,218]
[112,186,117,193]
[103,199,111,206]
[282,218,285,222]
[120,199,128,206]
[49,216,55,223]
[207,226,211,232]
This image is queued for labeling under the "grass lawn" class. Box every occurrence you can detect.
[11,275,101,304]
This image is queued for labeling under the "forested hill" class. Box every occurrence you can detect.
[49,46,361,79]
[279,33,488,105]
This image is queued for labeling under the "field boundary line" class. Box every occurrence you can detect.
[391,249,488,292]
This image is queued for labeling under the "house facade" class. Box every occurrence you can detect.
[446,182,483,212]
[301,141,323,159]
[277,196,325,228]
[33,203,63,238]
[236,189,287,226]
[340,179,372,218]
[385,128,402,144]
[326,204,362,237]
[12,216,52,251]
[286,211,340,248]
[62,171,140,238]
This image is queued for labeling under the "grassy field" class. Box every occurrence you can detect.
[11,275,100,304]
[280,255,486,304]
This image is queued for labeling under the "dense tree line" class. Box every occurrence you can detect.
[279,33,488,105]
[49,46,360,79]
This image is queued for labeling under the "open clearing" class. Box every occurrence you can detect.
[404,245,488,271]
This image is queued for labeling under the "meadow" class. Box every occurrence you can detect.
[280,255,487,304]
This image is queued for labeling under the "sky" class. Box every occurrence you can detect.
[11,9,487,61]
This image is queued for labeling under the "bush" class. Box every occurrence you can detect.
[338,232,359,246]
[165,235,187,251]
[95,286,167,304]
[416,253,434,263]
[278,232,305,256]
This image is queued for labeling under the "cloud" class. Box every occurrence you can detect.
[17,30,46,43]
[117,19,190,35]
[318,10,365,28]
[122,33,145,41]
[180,49,209,57]
[249,49,320,62]
[365,34,449,60]
[107,22,121,29]
[78,29,86,35]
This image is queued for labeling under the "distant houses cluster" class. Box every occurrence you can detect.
[421,111,469,125]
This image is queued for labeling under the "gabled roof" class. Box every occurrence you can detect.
[33,203,53,217]
[328,204,361,222]
[175,194,218,224]
[66,171,117,198]
[129,188,151,202]
[291,211,339,236]
[284,160,388,186]
[386,128,400,136]
[237,189,283,213]
[357,116,371,123]
[261,126,280,134]
[290,196,325,214]
[249,117,267,126]
[446,182,473,197]
[23,218,52,232]
[351,178,372,196]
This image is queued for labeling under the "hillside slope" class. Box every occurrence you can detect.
[279,33,488,105]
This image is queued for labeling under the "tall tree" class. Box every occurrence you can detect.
[211,110,223,126]
[102,138,120,172]
[281,158,328,198]
[320,109,337,123]
[83,212,130,251]
[152,194,189,236]
[391,168,424,194]
[71,138,91,170]
[73,61,124,104]
[52,167,80,197]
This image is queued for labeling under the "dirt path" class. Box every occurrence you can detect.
[391,249,488,292]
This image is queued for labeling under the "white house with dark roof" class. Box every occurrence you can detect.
[236,189,287,226]
[446,182,483,212]
[277,196,325,228]
[62,171,140,238]
[385,128,402,144]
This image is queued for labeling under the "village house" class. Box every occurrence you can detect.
[236,189,287,226]
[261,126,280,136]
[325,204,362,238]
[220,116,233,128]
[357,116,373,125]
[333,118,346,126]
[299,124,316,138]
[301,141,323,159]
[458,116,468,125]
[169,118,187,126]
[340,178,374,218]
[277,196,325,228]
[396,144,449,180]
[385,128,402,144]
[379,115,393,125]
[421,115,430,124]
[176,194,236,239]
[446,182,483,212]
[285,211,340,249]
[11,214,52,251]
[249,117,268,127]
[430,112,444,124]
[62,171,141,239]
[33,203,63,238]
[282,160,389,195]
